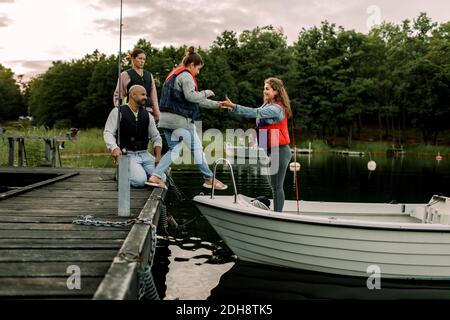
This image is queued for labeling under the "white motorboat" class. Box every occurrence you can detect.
[193,159,450,280]
[224,142,268,163]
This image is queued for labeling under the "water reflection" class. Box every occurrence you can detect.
[208,261,450,300]
[154,235,235,300]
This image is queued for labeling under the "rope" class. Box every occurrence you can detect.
[160,203,169,230]
[166,174,187,201]
[163,174,201,231]
[138,224,160,300]
[138,265,160,300]
[290,116,300,214]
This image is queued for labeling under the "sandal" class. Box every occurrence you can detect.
[202,179,228,191]
[145,177,168,190]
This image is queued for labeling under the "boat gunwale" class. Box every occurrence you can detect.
[193,195,450,232]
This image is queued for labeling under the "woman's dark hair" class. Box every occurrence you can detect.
[181,46,203,67]
[265,77,293,119]
[130,48,146,59]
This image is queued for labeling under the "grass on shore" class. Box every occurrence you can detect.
[1,125,448,168]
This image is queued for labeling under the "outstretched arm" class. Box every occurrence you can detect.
[220,97,284,120]
[178,72,219,109]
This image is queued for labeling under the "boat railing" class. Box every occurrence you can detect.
[212,158,238,203]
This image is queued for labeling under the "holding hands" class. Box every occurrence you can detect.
[219,96,236,110]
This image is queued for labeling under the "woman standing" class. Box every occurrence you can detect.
[147,47,227,190]
[113,48,160,123]
[220,78,292,212]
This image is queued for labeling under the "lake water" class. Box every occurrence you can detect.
[152,153,450,300]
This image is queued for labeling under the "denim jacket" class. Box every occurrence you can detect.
[231,103,284,126]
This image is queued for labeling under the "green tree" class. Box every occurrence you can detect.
[0,64,26,121]
[28,51,102,127]
[78,54,118,127]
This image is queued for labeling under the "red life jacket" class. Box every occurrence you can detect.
[258,101,291,149]
[165,66,198,89]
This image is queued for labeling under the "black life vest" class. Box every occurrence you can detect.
[126,69,153,109]
[118,105,149,151]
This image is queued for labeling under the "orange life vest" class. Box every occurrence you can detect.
[258,101,291,149]
[165,66,198,89]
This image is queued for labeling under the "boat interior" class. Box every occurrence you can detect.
[238,194,450,225]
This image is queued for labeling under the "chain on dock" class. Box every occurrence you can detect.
[72,215,153,228]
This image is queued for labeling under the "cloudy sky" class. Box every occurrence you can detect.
[1,0,449,80]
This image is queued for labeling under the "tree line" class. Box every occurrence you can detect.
[1,13,449,146]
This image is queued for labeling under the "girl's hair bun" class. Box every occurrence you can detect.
[186,46,196,54]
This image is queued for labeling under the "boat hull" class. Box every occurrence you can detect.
[194,196,450,280]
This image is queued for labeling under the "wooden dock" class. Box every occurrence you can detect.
[333,150,365,157]
[0,167,167,299]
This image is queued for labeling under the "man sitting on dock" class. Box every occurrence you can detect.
[103,85,167,188]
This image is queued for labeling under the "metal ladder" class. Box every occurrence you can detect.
[211,158,238,203]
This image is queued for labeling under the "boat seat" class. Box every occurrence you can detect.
[411,195,450,224]
[409,206,427,222]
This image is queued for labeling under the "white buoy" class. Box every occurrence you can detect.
[367,160,377,171]
[289,162,301,172]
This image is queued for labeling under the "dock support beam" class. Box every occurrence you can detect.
[118,154,130,217]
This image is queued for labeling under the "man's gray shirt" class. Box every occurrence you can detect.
[103,105,162,153]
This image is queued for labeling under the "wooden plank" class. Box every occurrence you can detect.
[18,190,150,199]
[0,203,148,210]
[0,222,132,231]
[93,261,139,300]
[94,187,167,300]
[0,249,118,262]
[0,208,142,216]
[0,230,129,239]
[60,175,115,182]
[0,239,123,249]
[0,196,149,210]
[0,215,131,223]
[0,277,103,297]
[0,198,148,205]
[43,181,121,187]
[0,167,168,299]
[0,172,79,200]
[0,262,112,277]
[0,167,103,175]
[0,216,91,223]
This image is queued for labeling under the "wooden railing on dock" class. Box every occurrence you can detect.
[93,186,167,300]
[6,129,78,168]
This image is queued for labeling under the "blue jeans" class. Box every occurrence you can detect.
[267,145,291,212]
[127,151,166,187]
[152,128,213,180]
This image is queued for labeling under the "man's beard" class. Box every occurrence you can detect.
[137,99,147,107]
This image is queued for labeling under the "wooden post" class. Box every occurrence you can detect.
[118,154,130,217]
[43,138,52,166]
[7,137,15,166]
[18,137,25,167]
[51,138,57,167]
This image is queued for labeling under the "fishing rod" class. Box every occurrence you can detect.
[117,0,123,147]
[117,0,130,217]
